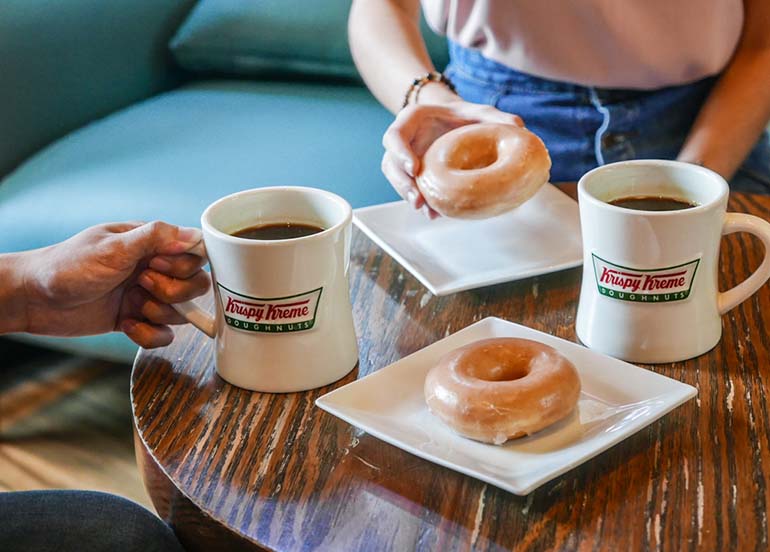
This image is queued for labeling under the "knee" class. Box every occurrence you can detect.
[0,490,183,552]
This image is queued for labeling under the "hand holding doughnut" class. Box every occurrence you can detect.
[416,123,551,219]
[424,338,581,444]
[381,100,525,218]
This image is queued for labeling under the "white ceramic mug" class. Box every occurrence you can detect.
[576,160,770,363]
[173,187,359,392]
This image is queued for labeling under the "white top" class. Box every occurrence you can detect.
[421,0,744,89]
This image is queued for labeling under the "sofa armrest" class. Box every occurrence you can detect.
[0,0,196,177]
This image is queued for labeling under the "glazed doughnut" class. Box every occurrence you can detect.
[416,123,551,219]
[424,338,580,444]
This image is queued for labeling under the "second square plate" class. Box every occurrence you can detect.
[316,317,697,495]
[353,184,583,295]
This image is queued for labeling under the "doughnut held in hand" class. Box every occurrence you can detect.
[416,123,551,219]
[424,338,581,444]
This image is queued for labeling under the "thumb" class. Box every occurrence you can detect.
[489,111,525,128]
[383,117,421,177]
[118,221,203,259]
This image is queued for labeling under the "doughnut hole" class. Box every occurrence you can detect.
[447,134,499,170]
[464,351,531,382]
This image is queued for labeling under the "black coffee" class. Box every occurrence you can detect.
[609,195,697,211]
[232,222,324,240]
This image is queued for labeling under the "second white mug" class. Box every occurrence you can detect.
[576,160,770,363]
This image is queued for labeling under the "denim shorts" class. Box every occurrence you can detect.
[445,42,770,193]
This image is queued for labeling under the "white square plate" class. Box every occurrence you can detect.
[353,184,583,295]
[316,317,696,495]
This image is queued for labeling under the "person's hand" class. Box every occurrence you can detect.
[382,99,524,218]
[21,221,210,348]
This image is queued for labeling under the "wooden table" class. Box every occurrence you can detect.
[132,186,770,551]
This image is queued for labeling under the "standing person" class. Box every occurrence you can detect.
[349,0,770,217]
[1,221,211,551]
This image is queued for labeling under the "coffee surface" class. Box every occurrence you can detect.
[232,222,324,240]
[609,195,697,211]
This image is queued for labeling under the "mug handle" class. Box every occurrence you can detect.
[718,212,770,314]
[166,239,217,337]
[173,301,216,338]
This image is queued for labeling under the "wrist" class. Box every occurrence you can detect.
[417,81,461,106]
[402,72,460,108]
[0,251,33,334]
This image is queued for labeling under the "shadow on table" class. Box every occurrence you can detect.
[319,406,690,550]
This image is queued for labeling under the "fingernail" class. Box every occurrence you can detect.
[176,227,202,244]
[139,273,155,290]
[405,161,415,176]
[149,257,172,272]
[406,190,418,206]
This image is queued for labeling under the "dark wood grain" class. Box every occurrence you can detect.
[132,185,770,551]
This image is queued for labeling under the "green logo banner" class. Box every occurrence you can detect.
[592,254,700,303]
[218,284,322,333]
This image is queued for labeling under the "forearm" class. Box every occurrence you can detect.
[0,253,30,334]
[679,51,770,179]
[349,0,458,113]
[678,0,770,182]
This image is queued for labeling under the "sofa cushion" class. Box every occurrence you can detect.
[0,79,398,361]
[170,0,449,80]
[0,0,196,179]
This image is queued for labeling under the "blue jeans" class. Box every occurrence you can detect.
[0,491,183,552]
[445,43,770,193]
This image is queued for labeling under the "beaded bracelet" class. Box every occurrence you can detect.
[402,71,457,108]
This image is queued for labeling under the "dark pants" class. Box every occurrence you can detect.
[0,491,183,552]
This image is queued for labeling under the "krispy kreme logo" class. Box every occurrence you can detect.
[592,254,700,303]
[218,284,322,333]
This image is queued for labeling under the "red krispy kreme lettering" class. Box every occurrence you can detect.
[641,271,687,291]
[266,303,310,320]
[599,267,642,292]
[225,297,265,321]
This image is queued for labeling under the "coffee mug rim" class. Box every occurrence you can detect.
[578,159,728,217]
[201,186,352,246]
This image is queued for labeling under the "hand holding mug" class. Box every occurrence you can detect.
[22,221,209,348]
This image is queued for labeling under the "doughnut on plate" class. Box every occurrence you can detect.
[316,317,696,495]
[352,184,582,295]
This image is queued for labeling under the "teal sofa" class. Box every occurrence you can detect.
[0,0,445,362]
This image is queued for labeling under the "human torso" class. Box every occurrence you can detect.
[421,0,744,89]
